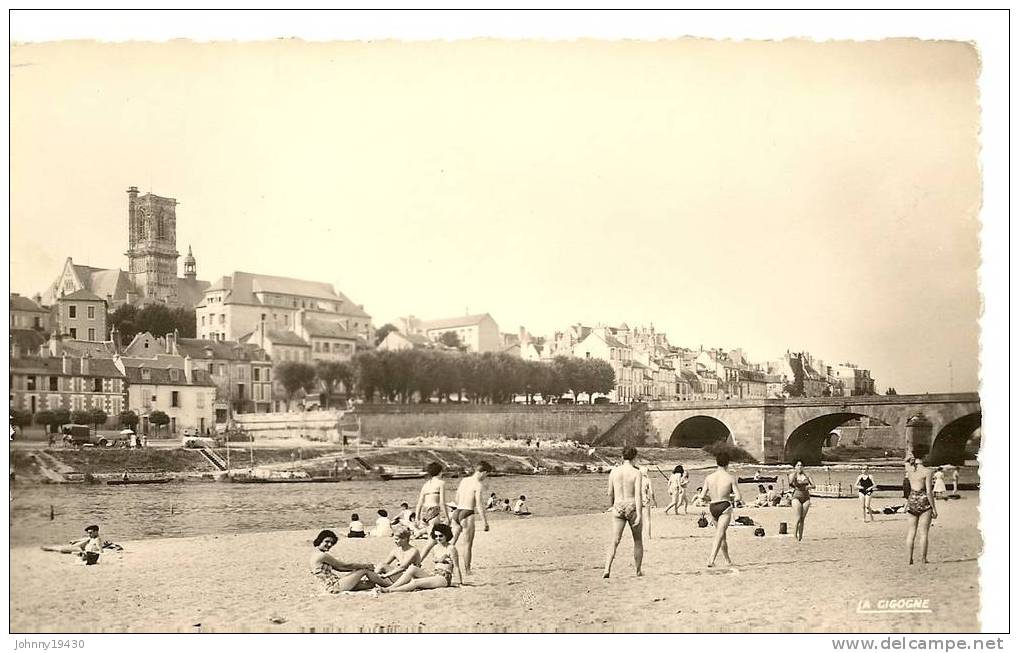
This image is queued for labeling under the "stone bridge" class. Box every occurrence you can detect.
[645,393,981,464]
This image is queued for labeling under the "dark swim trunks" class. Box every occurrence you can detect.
[709,500,732,521]
[451,508,475,525]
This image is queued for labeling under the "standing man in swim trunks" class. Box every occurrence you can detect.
[697,451,741,569]
[603,446,644,578]
[415,462,449,533]
[451,460,492,575]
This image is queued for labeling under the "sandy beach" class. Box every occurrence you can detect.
[10,494,981,633]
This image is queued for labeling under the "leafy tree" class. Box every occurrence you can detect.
[149,410,170,435]
[587,359,616,402]
[89,409,108,434]
[118,410,140,429]
[34,410,56,433]
[51,408,71,431]
[438,331,463,350]
[71,410,92,426]
[275,361,318,410]
[316,361,353,408]
[354,351,381,402]
[11,409,33,432]
[374,323,399,347]
[110,304,197,343]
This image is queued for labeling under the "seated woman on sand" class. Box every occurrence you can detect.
[375,525,422,581]
[692,487,709,508]
[753,484,770,507]
[311,530,391,593]
[380,523,462,593]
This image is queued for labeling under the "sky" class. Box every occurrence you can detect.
[9,38,982,394]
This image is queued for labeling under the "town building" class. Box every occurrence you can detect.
[294,313,361,362]
[573,327,636,402]
[118,349,217,436]
[832,363,876,396]
[400,313,501,353]
[196,271,373,345]
[9,349,127,416]
[376,330,435,352]
[9,293,51,332]
[54,290,108,342]
[42,187,209,308]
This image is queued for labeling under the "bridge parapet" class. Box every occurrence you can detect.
[648,393,979,412]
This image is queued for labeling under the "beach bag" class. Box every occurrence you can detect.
[753,527,765,537]
[778,522,788,535]
[734,516,755,526]
[697,513,709,528]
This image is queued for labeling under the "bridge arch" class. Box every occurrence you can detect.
[668,416,732,448]
[928,412,981,466]
[784,412,871,465]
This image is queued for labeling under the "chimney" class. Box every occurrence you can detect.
[109,325,119,350]
[61,352,71,375]
[81,353,90,376]
[49,333,63,357]
[166,331,176,354]
[258,319,267,350]
[184,355,193,383]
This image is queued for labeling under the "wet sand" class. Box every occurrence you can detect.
[10,493,980,633]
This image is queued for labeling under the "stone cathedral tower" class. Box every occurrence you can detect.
[126,185,180,304]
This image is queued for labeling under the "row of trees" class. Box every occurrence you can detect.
[10,408,172,436]
[274,351,617,406]
[108,304,197,344]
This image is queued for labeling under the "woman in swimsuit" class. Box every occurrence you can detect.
[788,461,815,541]
[664,465,689,516]
[381,523,462,592]
[904,451,937,564]
[856,466,876,523]
[415,462,449,532]
[374,525,423,582]
[309,530,390,593]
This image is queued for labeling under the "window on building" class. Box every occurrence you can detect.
[49,376,58,391]
[169,369,179,382]
[27,376,36,391]
[87,306,95,320]
[201,315,206,326]
[171,391,179,408]
[261,313,266,321]
[314,342,321,352]
[196,392,204,408]
[68,305,76,319]
[69,328,77,339]
[253,368,260,382]
[93,378,102,392]
[284,315,289,326]
[237,366,246,380]
[33,316,41,328]
[88,328,96,341]
[141,368,151,380]
[219,314,225,325]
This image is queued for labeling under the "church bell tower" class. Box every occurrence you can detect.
[126,186,180,304]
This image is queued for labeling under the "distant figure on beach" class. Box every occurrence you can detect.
[602,446,644,578]
[397,502,414,526]
[753,484,770,507]
[347,514,366,538]
[697,451,741,568]
[451,461,493,574]
[41,524,118,565]
[856,466,876,522]
[905,450,938,565]
[415,462,449,533]
[788,461,815,541]
[486,492,498,511]
[664,465,689,516]
[640,467,656,538]
[310,529,390,593]
[932,467,948,499]
[766,485,779,506]
[513,495,531,516]
[950,466,960,494]
[692,486,708,508]
[375,525,423,582]
[381,523,462,592]
[373,510,393,537]
[502,498,511,512]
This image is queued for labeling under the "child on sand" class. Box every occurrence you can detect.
[310,530,390,593]
[486,492,499,511]
[373,510,393,537]
[41,524,115,565]
[513,495,531,516]
[348,514,366,538]
[380,523,462,592]
[502,498,511,512]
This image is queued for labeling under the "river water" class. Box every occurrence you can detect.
[9,465,979,547]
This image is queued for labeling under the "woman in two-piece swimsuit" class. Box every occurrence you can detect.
[309,530,391,594]
[381,523,462,592]
[904,450,937,564]
[788,461,815,541]
[415,462,448,532]
[856,466,876,523]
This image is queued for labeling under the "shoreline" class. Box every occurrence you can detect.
[10,495,981,633]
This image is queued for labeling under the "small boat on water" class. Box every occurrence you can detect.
[232,476,344,484]
[107,477,172,486]
[875,482,979,492]
[379,466,427,481]
[738,476,778,484]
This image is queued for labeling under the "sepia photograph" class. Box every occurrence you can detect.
[5,9,1010,645]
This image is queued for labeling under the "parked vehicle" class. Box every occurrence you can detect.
[61,425,133,448]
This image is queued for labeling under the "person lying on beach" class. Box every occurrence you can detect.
[380,523,462,593]
[41,525,120,564]
[374,526,423,581]
[348,514,366,538]
[310,530,390,593]
[513,495,531,516]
